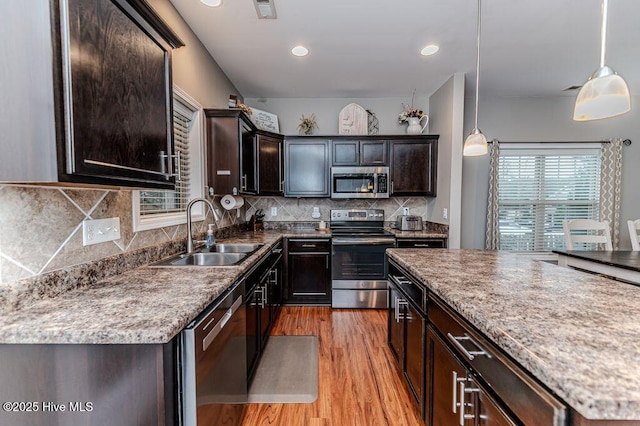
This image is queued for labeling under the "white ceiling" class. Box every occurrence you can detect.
[168,0,640,99]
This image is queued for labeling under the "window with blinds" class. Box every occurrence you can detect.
[139,102,193,216]
[498,146,601,251]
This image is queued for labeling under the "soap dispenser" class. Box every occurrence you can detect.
[205,224,216,249]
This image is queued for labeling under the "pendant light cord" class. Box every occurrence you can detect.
[600,0,608,68]
[473,0,482,129]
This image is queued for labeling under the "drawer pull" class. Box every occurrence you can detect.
[447,332,492,360]
[452,371,467,413]
[301,244,316,248]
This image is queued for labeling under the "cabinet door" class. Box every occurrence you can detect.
[240,118,257,194]
[268,256,283,323]
[387,285,405,369]
[257,133,283,195]
[205,114,240,195]
[389,139,437,196]
[427,326,472,426]
[332,140,359,165]
[360,140,388,165]
[287,253,331,303]
[246,285,261,381]
[285,139,331,197]
[478,385,518,426]
[54,0,177,189]
[405,302,426,418]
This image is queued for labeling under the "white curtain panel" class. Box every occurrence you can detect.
[599,138,624,249]
[485,140,500,250]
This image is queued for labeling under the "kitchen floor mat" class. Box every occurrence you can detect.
[248,335,318,403]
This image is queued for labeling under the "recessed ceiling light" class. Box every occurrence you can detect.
[420,45,440,56]
[291,45,309,57]
[200,0,222,7]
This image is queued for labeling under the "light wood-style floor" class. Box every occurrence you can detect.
[242,307,423,426]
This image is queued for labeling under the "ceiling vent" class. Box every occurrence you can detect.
[254,0,277,19]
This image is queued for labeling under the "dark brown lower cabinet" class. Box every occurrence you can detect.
[285,239,331,304]
[427,326,517,426]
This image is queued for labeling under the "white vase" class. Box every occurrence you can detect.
[405,116,429,134]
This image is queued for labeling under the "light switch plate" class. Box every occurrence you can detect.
[271,207,278,216]
[82,217,121,246]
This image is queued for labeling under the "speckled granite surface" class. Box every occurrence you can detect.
[387,249,640,421]
[0,230,325,345]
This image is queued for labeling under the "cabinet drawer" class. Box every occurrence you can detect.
[288,239,330,252]
[429,296,567,426]
[396,238,447,248]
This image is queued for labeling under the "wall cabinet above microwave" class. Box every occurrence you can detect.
[0,0,184,189]
[332,140,388,166]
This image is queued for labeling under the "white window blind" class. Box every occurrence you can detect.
[139,102,193,216]
[498,146,601,251]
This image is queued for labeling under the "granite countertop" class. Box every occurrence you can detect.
[387,248,640,421]
[0,229,325,345]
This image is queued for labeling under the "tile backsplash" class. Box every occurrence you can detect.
[0,185,240,286]
[244,196,428,223]
[0,186,430,287]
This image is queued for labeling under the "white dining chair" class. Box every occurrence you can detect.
[628,220,640,251]
[563,219,613,251]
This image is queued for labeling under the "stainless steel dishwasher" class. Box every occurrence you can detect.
[179,280,247,426]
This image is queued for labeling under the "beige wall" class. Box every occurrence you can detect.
[0,2,242,286]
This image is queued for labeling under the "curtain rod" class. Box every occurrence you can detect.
[487,139,631,146]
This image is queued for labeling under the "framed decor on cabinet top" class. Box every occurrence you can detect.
[249,107,280,133]
[338,103,368,135]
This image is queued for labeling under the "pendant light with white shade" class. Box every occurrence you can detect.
[463,0,488,157]
[573,0,630,121]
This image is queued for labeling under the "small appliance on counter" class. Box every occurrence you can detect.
[394,215,423,231]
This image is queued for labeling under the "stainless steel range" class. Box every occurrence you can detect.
[330,209,395,308]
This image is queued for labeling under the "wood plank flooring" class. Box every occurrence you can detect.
[242,307,423,426]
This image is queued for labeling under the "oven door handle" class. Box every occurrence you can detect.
[332,237,396,246]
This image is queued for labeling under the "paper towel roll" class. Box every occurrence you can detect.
[221,194,245,210]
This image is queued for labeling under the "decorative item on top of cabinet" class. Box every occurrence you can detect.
[3,0,185,188]
[205,109,257,195]
[389,137,438,196]
[366,109,380,135]
[284,139,331,197]
[250,107,280,133]
[297,114,318,136]
[338,103,368,135]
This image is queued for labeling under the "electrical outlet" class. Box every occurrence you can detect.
[443,208,448,220]
[271,207,278,216]
[82,217,121,246]
[403,207,410,216]
[312,206,321,219]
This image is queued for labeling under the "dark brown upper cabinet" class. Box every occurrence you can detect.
[49,0,184,189]
[284,139,331,197]
[257,131,284,195]
[332,140,388,166]
[205,109,258,195]
[389,137,438,196]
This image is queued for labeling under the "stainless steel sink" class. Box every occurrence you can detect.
[198,243,264,254]
[152,252,247,267]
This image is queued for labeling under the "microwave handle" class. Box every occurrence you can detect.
[373,173,378,194]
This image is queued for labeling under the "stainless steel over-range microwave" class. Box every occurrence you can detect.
[331,166,389,199]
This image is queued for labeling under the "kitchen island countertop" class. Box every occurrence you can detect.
[387,248,640,421]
